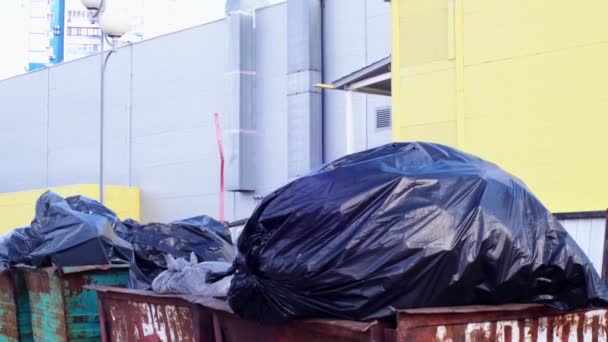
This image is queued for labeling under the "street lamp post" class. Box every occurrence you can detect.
[79,0,129,205]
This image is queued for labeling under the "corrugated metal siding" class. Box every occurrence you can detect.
[560,218,606,273]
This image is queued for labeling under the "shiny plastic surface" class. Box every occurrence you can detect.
[118,216,236,289]
[4,192,132,268]
[228,142,608,322]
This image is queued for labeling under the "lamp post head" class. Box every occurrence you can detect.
[100,11,130,39]
[80,0,103,10]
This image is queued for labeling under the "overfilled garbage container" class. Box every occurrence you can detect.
[0,269,33,342]
[22,265,129,342]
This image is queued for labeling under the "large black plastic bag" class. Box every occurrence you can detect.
[116,215,236,289]
[22,192,133,267]
[226,142,608,322]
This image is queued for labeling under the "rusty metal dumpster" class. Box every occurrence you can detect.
[22,265,129,342]
[92,286,216,342]
[0,270,33,342]
[211,308,395,342]
[93,286,396,342]
[396,304,608,341]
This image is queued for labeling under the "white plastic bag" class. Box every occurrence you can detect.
[152,253,232,297]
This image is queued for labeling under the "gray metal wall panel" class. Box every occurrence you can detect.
[363,0,391,150]
[0,70,48,192]
[103,48,133,186]
[47,57,101,186]
[130,25,226,139]
[365,0,391,63]
[0,126,46,192]
[323,0,365,162]
[561,218,606,274]
[130,22,227,222]
[323,0,366,81]
[140,193,230,224]
[254,3,288,195]
[322,0,391,162]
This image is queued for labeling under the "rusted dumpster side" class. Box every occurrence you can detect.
[92,286,216,342]
[0,270,33,342]
[397,304,608,341]
[211,308,395,342]
[22,265,129,342]
[93,286,396,342]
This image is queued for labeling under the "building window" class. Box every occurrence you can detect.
[66,27,102,37]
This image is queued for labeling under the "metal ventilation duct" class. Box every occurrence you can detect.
[287,0,323,178]
[225,0,256,191]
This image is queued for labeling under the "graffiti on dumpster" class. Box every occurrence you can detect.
[431,310,608,342]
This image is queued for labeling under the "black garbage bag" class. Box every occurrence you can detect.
[173,216,233,245]
[65,195,123,221]
[4,227,40,266]
[17,191,133,267]
[0,232,10,270]
[116,215,236,289]
[225,142,608,322]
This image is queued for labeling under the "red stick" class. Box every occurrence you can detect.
[214,113,225,222]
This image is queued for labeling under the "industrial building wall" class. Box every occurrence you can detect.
[0,4,287,223]
[323,0,392,162]
[391,0,608,213]
[560,218,606,275]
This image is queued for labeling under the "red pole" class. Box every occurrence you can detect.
[214,113,225,222]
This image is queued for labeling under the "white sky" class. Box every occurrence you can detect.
[0,1,29,80]
[0,0,258,80]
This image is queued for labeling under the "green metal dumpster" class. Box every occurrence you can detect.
[22,265,129,342]
[0,270,33,342]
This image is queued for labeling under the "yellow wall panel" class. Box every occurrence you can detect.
[398,0,450,18]
[0,184,140,234]
[464,0,608,65]
[398,121,458,147]
[400,67,457,126]
[394,0,458,146]
[399,8,449,65]
[392,0,608,212]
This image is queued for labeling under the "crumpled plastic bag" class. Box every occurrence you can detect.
[6,192,132,268]
[152,253,232,297]
[116,216,236,290]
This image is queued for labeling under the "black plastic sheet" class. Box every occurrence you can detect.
[8,192,133,268]
[227,142,608,322]
[117,215,236,289]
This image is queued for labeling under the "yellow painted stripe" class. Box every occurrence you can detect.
[0,184,140,234]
